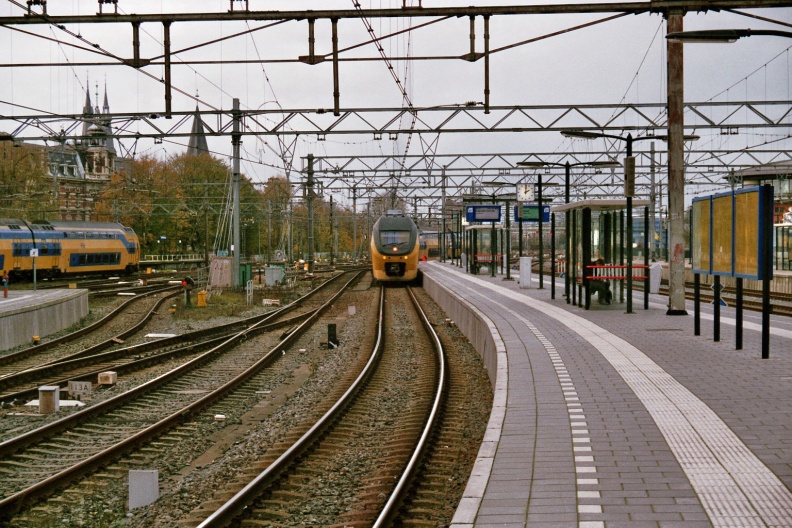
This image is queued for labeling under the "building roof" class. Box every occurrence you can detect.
[733,161,792,181]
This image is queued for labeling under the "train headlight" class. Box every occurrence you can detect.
[392,246,398,252]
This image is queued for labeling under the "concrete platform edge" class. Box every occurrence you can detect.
[0,289,89,351]
[423,271,506,526]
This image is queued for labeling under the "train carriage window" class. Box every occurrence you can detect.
[79,254,86,265]
[380,230,411,246]
[13,243,31,257]
[40,245,49,255]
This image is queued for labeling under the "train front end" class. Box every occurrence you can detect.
[370,210,420,283]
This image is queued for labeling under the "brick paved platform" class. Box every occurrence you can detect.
[421,260,792,528]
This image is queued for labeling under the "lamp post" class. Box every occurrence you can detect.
[518,159,620,300]
[561,130,698,312]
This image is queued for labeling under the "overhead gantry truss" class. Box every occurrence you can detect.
[6,101,791,144]
[2,0,790,219]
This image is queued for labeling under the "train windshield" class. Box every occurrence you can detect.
[380,230,411,246]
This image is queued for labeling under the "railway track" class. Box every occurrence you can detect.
[0,271,362,521]
[0,286,180,380]
[1,275,491,527]
[192,285,446,527]
[0,309,313,414]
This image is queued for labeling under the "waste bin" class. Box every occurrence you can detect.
[520,257,533,289]
[649,263,662,294]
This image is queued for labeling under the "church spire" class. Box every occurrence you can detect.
[187,106,209,156]
[103,80,110,114]
[101,81,115,154]
[81,75,94,138]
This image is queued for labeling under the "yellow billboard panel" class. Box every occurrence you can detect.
[735,191,760,277]
[691,186,773,280]
[711,195,733,274]
[691,199,710,273]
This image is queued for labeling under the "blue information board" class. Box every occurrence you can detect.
[466,205,501,223]
[514,205,550,222]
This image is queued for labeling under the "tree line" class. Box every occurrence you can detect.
[0,146,389,263]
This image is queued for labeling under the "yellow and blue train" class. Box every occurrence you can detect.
[370,210,420,283]
[0,219,140,279]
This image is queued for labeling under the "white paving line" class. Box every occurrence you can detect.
[430,263,792,528]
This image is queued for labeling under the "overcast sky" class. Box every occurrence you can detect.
[1,1,790,206]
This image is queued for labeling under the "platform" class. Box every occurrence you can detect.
[421,260,792,528]
[0,289,88,352]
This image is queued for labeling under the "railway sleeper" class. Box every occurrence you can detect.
[268,490,311,501]
[410,497,449,508]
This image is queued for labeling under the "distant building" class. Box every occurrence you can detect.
[14,83,207,220]
[41,81,142,220]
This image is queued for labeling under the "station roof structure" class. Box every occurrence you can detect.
[551,199,650,212]
[733,162,792,182]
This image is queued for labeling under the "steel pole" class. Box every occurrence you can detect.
[538,174,544,289]
[307,154,315,274]
[232,98,241,288]
[666,10,688,315]
[565,163,571,303]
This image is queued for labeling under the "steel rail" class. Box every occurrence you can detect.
[373,286,448,527]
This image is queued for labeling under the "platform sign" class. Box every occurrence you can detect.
[691,186,773,280]
[514,205,550,222]
[466,205,501,223]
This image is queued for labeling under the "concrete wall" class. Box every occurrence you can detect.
[422,272,498,391]
[0,290,88,351]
